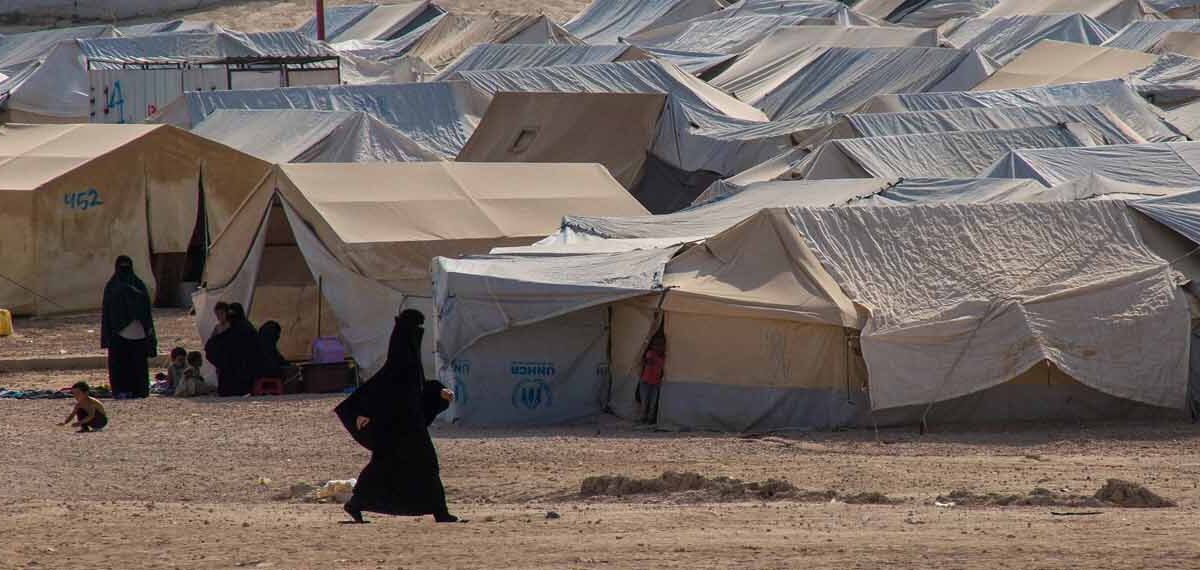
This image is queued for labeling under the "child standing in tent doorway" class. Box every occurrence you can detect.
[59,382,108,433]
[639,334,666,424]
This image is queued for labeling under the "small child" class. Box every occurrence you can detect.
[173,351,212,397]
[59,381,108,433]
[639,335,666,424]
[153,347,189,395]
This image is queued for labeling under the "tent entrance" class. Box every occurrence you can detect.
[152,182,208,307]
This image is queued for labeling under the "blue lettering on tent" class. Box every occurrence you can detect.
[511,378,552,410]
[450,359,470,406]
[510,362,556,376]
[107,81,126,124]
[64,188,103,211]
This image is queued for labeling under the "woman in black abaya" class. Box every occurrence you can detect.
[205,303,261,397]
[100,256,157,399]
[335,309,458,523]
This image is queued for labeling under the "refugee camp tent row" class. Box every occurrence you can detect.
[981,142,1200,186]
[852,0,994,28]
[972,40,1165,91]
[563,0,726,44]
[0,123,271,315]
[433,201,1190,430]
[297,1,445,42]
[192,162,648,376]
[943,14,1116,64]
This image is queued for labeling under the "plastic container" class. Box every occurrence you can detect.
[311,336,345,364]
[0,309,12,337]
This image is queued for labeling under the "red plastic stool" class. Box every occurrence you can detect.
[253,377,284,396]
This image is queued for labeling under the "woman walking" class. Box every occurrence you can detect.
[100,255,157,399]
[335,309,458,523]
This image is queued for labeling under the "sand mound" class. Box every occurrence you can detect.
[1094,479,1176,508]
[579,471,896,504]
[939,480,1174,509]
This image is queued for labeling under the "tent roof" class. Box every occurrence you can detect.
[945,14,1115,65]
[851,178,1049,206]
[277,162,648,245]
[564,0,724,44]
[625,14,824,58]
[77,30,335,64]
[406,12,583,69]
[437,43,640,79]
[981,142,1200,186]
[0,24,115,71]
[842,104,1145,145]
[156,81,490,159]
[863,79,1186,143]
[854,0,993,27]
[0,123,161,190]
[190,109,442,164]
[1104,20,1200,52]
[983,0,1158,30]
[973,40,1159,91]
[297,1,440,42]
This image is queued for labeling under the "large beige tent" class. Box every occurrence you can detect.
[456,92,666,189]
[983,0,1161,29]
[194,162,648,375]
[974,40,1160,90]
[0,123,269,315]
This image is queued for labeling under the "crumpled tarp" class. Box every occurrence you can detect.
[563,0,725,44]
[790,201,1188,411]
[855,0,997,28]
[625,14,823,60]
[1132,188,1200,246]
[1129,52,1200,105]
[981,142,1200,186]
[864,79,1187,143]
[946,13,1115,64]
[982,0,1156,31]
[77,30,335,65]
[844,104,1145,145]
[1104,20,1200,52]
[437,43,637,79]
[851,178,1049,206]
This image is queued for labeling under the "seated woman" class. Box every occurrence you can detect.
[258,321,289,380]
[204,303,262,397]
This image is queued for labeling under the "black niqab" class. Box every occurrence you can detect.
[100,255,156,353]
[205,302,263,397]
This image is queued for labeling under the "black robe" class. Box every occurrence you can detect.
[205,318,262,397]
[334,316,450,517]
[258,325,289,380]
[100,262,156,398]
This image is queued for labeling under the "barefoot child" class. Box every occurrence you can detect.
[59,381,108,432]
[173,351,212,397]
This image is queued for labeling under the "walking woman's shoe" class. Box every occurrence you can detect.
[343,502,365,524]
[434,512,461,523]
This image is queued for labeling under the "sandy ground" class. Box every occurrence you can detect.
[0,309,200,360]
[3,380,1200,568]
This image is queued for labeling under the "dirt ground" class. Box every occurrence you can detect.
[0,309,200,361]
[3,377,1200,568]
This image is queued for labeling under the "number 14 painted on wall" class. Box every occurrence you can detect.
[64,188,103,211]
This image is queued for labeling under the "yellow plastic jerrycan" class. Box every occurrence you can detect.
[0,309,12,337]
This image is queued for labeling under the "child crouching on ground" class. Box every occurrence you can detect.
[173,351,213,397]
[60,381,107,433]
[153,347,189,395]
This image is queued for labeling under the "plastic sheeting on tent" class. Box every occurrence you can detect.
[563,0,726,44]
[863,79,1187,143]
[456,92,665,190]
[1031,174,1195,202]
[1153,31,1200,58]
[791,201,1187,412]
[190,110,443,164]
[837,105,1145,146]
[338,53,435,85]
[850,178,1049,206]
[1129,52,1200,104]
[541,178,895,243]
[297,1,443,42]
[1104,20,1200,52]
[708,26,940,103]
[853,0,997,27]
[753,47,994,119]
[624,14,825,63]
[436,43,646,80]
[0,0,226,20]
[0,123,271,315]
[973,40,1160,91]
[328,13,446,61]
[0,25,115,72]
[794,125,1091,180]
[945,14,1115,65]
[404,12,583,69]
[75,31,335,65]
[983,0,1161,30]
[116,20,225,37]
[1132,188,1200,246]
[686,0,878,26]
[981,142,1200,186]
[195,162,649,377]
[151,81,491,160]
[455,59,768,177]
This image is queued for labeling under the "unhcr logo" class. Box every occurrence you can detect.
[512,378,552,410]
[510,362,556,376]
[452,359,471,376]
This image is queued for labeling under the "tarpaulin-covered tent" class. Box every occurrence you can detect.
[564,0,726,45]
[850,178,1049,206]
[827,105,1145,145]
[863,79,1187,143]
[191,110,442,164]
[194,162,649,377]
[297,1,444,42]
[1128,52,1200,103]
[0,123,271,315]
[690,0,878,25]
[1104,19,1200,51]
[435,43,648,79]
[982,142,1200,186]
[404,12,583,69]
[0,0,226,20]
[151,81,491,160]
[708,26,941,103]
[456,92,666,191]
[752,47,994,119]
[622,14,827,74]
[983,0,1161,30]
[754,125,1092,181]
[945,14,1115,64]
[853,0,997,28]
[1153,30,1200,57]
[973,40,1160,90]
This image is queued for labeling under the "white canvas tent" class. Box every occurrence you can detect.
[152,81,491,160]
[982,142,1200,186]
[853,0,996,27]
[983,0,1161,30]
[945,14,1115,64]
[0,123,271,315]
[1104,19,1200,51]
[827,105,1146,146]
[436,44,647,79]
[973,40,1160,90]
[563,0,726,44]
[403,12,583,69]
[297,1,444,42]
[850,178,1049,206]
[863,79,1187,143]
[191,110,443,164]
[195,162,649,376]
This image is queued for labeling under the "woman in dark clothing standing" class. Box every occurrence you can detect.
[205,303,262,397]
[100,256,157,399]
[335,309,458,523]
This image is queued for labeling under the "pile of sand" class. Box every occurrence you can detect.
[939,479,1174,509]
[579,471,896,504]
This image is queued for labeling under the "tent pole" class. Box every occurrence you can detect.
[315,0,326,41]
